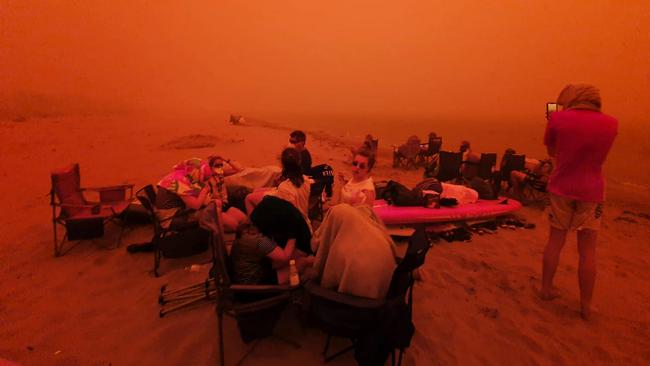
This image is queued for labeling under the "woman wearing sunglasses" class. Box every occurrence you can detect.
[309,146,397,300]
[335,147,376,207]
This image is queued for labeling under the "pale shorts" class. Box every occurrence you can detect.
[547,193,603,231]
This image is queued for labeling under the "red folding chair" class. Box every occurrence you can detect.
[50,163,134,256]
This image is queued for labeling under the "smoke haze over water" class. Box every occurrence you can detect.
[2,1,649,122]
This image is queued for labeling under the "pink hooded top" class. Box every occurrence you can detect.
[544,84,618,202]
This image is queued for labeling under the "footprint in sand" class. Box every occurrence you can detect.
[160,134,223,150]
[440,271,461,286]
[479,306,499,318]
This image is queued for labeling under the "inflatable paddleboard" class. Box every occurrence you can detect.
[373,198,522,225]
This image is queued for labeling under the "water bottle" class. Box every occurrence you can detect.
[289,259,300,286]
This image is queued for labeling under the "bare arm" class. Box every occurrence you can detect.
[362,189,376,206]
[283,238,296,258]
[223,159,244,176]
[266,247,290,284]
[180,186,210,210]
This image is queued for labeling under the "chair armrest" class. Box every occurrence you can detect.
[58,203,116,218]
[82,184,135,192]
[58,203,97,209]
[83,184,134,203]
[304,281,385,308]
[229,284,298,293]
[232,292,292,313]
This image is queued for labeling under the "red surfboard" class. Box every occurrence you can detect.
[373,198,522,225]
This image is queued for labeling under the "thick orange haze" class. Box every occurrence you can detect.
[1,1,649,125]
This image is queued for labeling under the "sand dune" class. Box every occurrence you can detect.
[1,113,649,365]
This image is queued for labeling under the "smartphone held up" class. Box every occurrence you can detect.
[546,102,559,120]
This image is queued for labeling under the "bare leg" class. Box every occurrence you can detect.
[541,226,568,299]
[577,229,597,320]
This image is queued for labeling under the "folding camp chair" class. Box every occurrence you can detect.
[393,136,421,169]
[50,163,134,256]
[520,174,550,206]
[135,185,209,277]
[436,151,463,182]
[186,200,300,366]
[417,135,442,167]
[500,154,526,193]
[305,227,432,366]
[478,153,497,180]
[517,159,552,206]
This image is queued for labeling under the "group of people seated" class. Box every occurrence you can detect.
[151,127,553,301]
[152,130,395,301]
[397,132,553,203]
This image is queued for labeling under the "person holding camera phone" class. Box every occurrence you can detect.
[540,84,618,320]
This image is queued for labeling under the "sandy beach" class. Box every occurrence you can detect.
[0,112,649,365]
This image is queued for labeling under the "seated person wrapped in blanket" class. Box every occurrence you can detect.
[311,204,398,299]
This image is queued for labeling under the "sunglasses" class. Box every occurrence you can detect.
[352,161,367,169]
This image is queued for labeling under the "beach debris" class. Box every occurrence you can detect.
[615,210,650,224]
[161,134,219,150]
[496,215,535,229]
[54,350,62,356]
[229,114,246,125]
[438,227,472,242]
[614,216,638,224]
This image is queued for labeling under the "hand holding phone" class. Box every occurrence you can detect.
[546,102,559,119]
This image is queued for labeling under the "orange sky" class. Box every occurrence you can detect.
[1,1,649,124]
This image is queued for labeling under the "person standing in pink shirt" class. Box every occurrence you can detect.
[540,84,618,320]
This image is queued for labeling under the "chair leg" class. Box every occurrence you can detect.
[53,221,60,257]
[322,336,355,363]
[116,213,127,248]
[392,349,396,366]
[324,342,355,363]
[398,348,404,366]
[218,310,225,366]
[154,247,161,277]
[53,223,72,257]
[322,334,331,355]
[235,339,259,366]
[159,289,216,317]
